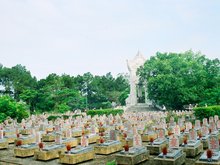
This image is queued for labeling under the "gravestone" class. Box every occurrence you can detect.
[169,136,179,148]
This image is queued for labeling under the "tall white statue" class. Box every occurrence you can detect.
[126,51,146,106]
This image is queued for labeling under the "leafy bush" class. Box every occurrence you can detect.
[194,105,220,120]
[55,103,70,114]
[106,160,117,165]
[0,95,29,123]
[47,115,61,122]
[86,109,123,117]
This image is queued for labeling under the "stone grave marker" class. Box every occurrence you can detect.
[195,120,201,130]
[217,120,220,129]
[214,115,219,123]
[36,132,41,143]
[202,125,209,137]
[210,122,217,134]
[189,129,197,142]
[110,130,117,141]
[133,133,142,147]
[208,135,219,152]
[157,128,165,140]
[174,125,180,136]
[209,117,214,124]
[203,118,208,126]
[0,129,3,139]
[169,136,179,148]
[81,134,88,147]
[55,133,62,144]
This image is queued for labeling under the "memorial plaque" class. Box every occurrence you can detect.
[209,117,214,124]
[169,136,179,148]
[133,133,142,147]
[110,130,117,141]
[203,118,208,126]
[208,135,219,152]
[189,129,197,142]
[158,128,165,140]
[81,135,88,147]
[210,122,217,133]
[36,132,41,143]
[202,125,209,137]
[0,130,3,139]
[55,134,62,144]
[174,125,180,136]
[195,120,201,130]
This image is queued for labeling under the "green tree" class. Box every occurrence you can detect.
[138,51,220,109]
[0,95,29,122]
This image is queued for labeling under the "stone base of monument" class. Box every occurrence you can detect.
[115,147,149,165]
[14,144,38,157]
[72,130,82,137]
[5,135,16,144]
[195,151,220,165]
[146,139,167,155]
[94,140,122,155]
[15,136,35,145]
[0,139,9,149]
[45,127,53,133]
[4,130,16,136]
[154,150,186,165]
[59,146,94,164]
[34,144,66,161]
[62,138,78,148]
[141,133,158,142]
[20,129,32,135]
[42,134,55,142]
[181,140,203,158]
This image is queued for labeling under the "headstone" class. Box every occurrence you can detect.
[0,130,3,139]
[158,128,165,140]
[195,120,201,130]
[169,136,179,148]
[189,129,197,142]
[36,132,41,143]
[174,125,180,136]
[209,117,214,124]
[208,135,219,152]
[210,122,217,133]
[203,118,208,126]
[55,134,62,144]
[110,130,117,141]
[202,125,209,137]
[214,115,219,123]
[133,133,142,147]
[66,129,72,138]
[81,135,88,147]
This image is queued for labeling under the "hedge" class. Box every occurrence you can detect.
[194,105,220,120]
[86,109,124,117]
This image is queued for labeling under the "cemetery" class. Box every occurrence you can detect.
[0,52,219,165]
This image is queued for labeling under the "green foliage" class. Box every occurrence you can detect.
[106,160,117,165]
[0,95,29,123]
[55,103,70,114]
[47,115,60,122]
[138,51,220,109]
[194,105,220,120]
[87,109,123,117]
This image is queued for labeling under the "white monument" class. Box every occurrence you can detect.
[126,51,152,111]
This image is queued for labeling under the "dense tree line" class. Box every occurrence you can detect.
[0,64,129,115]
[138,51,220,109]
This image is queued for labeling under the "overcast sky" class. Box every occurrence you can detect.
[0,0,219,79]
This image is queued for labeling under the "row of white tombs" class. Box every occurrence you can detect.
[0,113,220,164]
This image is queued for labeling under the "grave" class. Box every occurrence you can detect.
[181,129,203,157]
[154,135,186,165]
[196,135,220,165]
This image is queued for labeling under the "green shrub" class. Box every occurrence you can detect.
[0,95,29,123]
[47,115,60,122]
[194,105,220,120]
[106,160,117,165]
[86,109,123,117]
